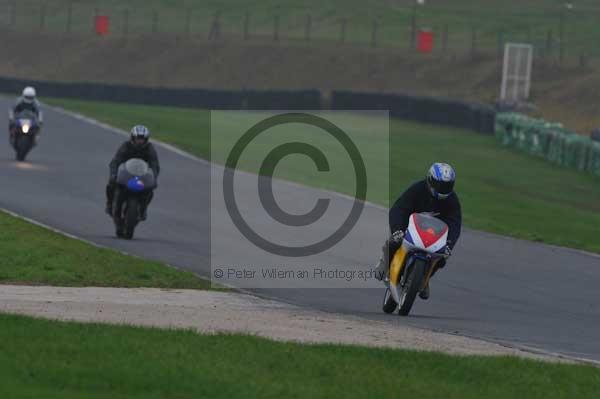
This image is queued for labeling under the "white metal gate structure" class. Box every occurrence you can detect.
[500,43,533,103]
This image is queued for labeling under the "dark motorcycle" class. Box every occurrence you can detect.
[111,158,156,239]
[11,110,40,161]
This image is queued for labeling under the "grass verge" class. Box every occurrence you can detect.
[45,98,600,253]
[0,210,211,288]
[0,313,598,399]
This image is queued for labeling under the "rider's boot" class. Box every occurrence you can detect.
[374,256,388,281]
[105,183,115,216]
[419,261,444,300]
[419,284,430,300]
[374,240,392,281]
[140,191,154,221]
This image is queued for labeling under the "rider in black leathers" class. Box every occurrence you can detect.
[374,162,462,300]
[105,125,160,220]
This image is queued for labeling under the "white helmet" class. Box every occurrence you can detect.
[22,86,36,104]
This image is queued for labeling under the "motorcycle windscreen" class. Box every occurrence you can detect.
[117,159,156,189]
[15,110,37,122]
[17,118,32,127]
[125,158,149,176]
[405,213,448,252]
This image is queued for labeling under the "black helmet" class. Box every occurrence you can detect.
[426,162,455,200]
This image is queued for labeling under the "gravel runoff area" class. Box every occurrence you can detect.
[0,285,570,363]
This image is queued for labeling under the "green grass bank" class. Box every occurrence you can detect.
[0,209,211,288]
[0,313,598,399]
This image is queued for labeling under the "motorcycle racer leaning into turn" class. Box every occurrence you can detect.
[374,162,462,300]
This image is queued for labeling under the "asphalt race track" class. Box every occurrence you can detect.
[1,98,599,362]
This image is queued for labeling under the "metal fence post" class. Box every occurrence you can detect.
[497,30,505,61]
[94,8,98,34]
[410,1,417,48]
[122,9,129,36]
[185,10,191,37]
[273,14,279,41]
[471,26,477,59]
[545,29,553,58]
[559,10,564,65]
[10,1,16,27]
[371,19,378,48]
[208,11,220,40]
[304,14,312,41]
[340,18,346,43]
[243,11,250,40]
[152,10,158,33]
[66,2,73,33]
[442,24,448,53]
[39,4,46,31]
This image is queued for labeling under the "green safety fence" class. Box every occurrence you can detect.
[495,113,600,176]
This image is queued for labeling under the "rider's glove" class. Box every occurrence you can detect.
[390,230,405,244]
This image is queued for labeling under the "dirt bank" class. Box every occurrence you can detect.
[2,29,599,132]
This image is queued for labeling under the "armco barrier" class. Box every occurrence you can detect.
[243,90,322,110]
[0,76,495,133]
[495,112,600,176]
[330,90,496,134]
[0,77,320,110]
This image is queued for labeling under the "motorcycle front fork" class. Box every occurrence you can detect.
[421,259,442,290]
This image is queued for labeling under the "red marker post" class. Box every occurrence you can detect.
[417,29,434,53]
[95,15,109,36]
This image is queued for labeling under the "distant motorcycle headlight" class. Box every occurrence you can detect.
[22,124,30,134]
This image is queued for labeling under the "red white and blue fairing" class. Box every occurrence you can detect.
[404,213,448,253]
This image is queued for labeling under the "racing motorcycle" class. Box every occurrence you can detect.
[382,213,448,316]
[111,158,156,239]
[11,110,40,161]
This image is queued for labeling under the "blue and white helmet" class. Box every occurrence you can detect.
[130,125,150,146]
[426,162,455,200]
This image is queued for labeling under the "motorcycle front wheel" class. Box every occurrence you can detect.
[398,258,427,316]
[123,197,140,240]
[15,134,32,162]
[382,288,398,314]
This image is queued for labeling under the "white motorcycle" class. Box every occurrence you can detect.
[382,213,448,316]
